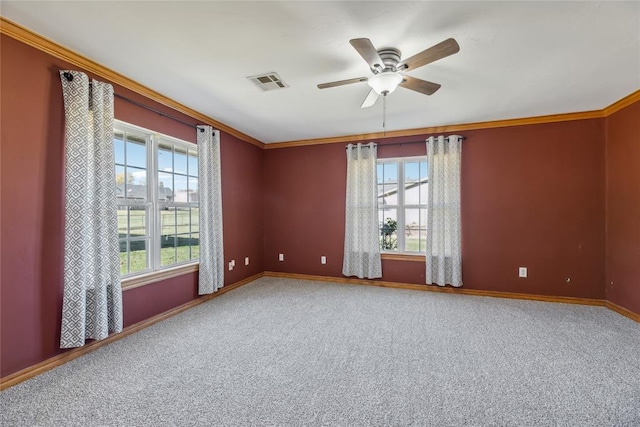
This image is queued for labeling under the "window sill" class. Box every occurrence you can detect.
[381,253,425,262]
[121,262,199,291]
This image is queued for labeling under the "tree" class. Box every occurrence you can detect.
[116,172,134,185]
[380,218,398,250]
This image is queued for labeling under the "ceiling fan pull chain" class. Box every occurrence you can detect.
[383,94,387,136]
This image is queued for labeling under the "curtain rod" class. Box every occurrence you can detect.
[61,71,211,133]
[346,137,466,149]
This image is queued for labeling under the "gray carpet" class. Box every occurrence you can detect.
[2,277,639,426]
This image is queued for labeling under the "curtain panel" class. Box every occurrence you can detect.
[425,135,463,287]
[197,126,224,294]
[59,70,123,348]
[342,142,382,279]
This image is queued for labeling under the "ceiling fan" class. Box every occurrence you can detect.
[318,37,460,108]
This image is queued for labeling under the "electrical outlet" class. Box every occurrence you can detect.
[518,267,527,278]
[228,261,234,271]
[321,256,326,264]
[278,253,284,262]
[245,257,249,266]
[231,259,235,267]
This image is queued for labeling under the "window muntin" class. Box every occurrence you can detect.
[115,121,198,278]
[377,157,427,253]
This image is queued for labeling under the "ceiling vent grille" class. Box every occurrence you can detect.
[247,72,289,91]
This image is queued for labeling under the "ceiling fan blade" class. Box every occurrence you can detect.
[397,38,460,71]
[350,38,384,71]
[360,89,379,108]
[317,77,368,89]
[399,75,441,96]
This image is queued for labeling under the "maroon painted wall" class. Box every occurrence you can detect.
[264,120,606,299]
[605,99,640,314]
[462,121,605,298]
[0,35,264,377]
[1,31,634,381]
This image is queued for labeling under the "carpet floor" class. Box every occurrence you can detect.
[2,277,639,426]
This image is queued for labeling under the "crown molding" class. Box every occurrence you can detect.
[3,16,637,151]
[0,17,264,149]
[266,86,639,149]
[602,88,640,117]
[264,110,605,149]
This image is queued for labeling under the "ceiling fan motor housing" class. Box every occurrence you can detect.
[317,37,459,101]
[374,48,401,73]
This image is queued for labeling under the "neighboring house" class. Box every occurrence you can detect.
[158,186,174,202]
[174,190,198,203]
[378,178,427,232]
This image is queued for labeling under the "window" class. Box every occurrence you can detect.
[114,121,199,277]
[377,157,428,253]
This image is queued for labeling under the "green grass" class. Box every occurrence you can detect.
[118,209,199,236]
[406,237,421,252]
[379,234,424,253]
[119,208,199,275]
[120,246,198,275]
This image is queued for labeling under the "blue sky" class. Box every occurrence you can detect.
[377,161,427,184]
[114,137,198,193]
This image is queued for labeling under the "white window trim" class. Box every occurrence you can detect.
[115,120,199,281]
[378,156,428,255]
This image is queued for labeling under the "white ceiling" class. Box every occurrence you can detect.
[2,1,639,144]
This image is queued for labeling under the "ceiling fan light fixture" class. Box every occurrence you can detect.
[367,72,403,95]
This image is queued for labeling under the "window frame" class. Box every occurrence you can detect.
[114,120,199,283]
[377,156,428,255]
[115,126,152,277]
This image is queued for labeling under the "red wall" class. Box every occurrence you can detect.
[605,100,640,314]
[1,32,636,381]
[0,35,264,377]
[264,120,606,299]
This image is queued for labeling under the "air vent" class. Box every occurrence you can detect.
[247,72,289,91]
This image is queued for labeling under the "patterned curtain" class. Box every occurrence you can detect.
[59,71,122,348]
[342,143,382,279]
[425,135,463,287]
[197,126,224,294]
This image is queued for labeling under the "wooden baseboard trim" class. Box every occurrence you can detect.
[264,271,606,307]
[0,272,264,391]
[3,271,637,390]
[605,301,640,323]
[266,272,640,322]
